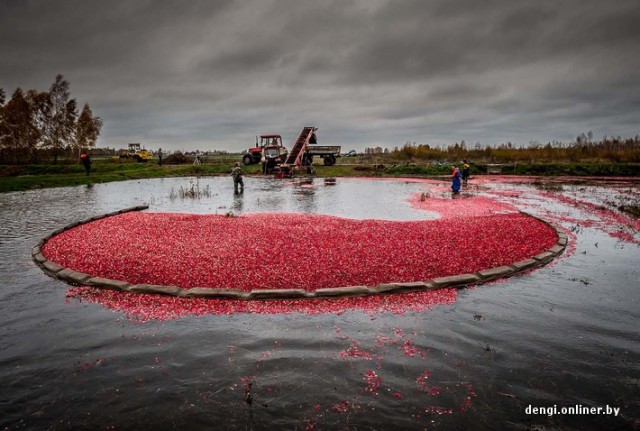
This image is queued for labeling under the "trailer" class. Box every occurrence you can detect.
[305,145,341,166]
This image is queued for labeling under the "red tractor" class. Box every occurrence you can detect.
[242,135,289,174]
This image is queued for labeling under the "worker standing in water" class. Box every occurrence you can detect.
[461,161,470,185]
[451,165,462,194]
[232,162,244,194]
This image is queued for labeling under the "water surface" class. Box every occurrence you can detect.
[1,176,638,430]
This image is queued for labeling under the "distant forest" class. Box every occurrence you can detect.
[0,74,103,164]
[366,133,640,164]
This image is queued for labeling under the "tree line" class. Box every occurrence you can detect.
[0,74,103,164]
[377,134,640,164]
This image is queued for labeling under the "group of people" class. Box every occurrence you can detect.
[450,161,471,194]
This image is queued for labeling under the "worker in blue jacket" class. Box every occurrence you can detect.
[451,165,462,194]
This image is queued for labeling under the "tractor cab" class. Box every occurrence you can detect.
[260,135,282,147]
[128,143,142,152]
[243,134,288,172]
[259,135,288,174]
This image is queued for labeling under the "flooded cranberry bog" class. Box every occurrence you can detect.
[1,176,638,429]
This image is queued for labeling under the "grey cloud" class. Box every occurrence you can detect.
[1,0,639,151]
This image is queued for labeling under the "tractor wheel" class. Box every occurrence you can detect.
[134,155,143,163]
[242,154,253,165]
[323,155,336,166]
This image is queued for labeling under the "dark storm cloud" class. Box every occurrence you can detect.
[331,0,640,85]
[1,0,639,151]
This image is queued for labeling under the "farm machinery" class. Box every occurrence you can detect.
[242,135,289,174]
[118,143,153,162]
[243,127,341,177]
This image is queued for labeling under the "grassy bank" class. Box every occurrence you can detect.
[1,158,639,193]
[321,161,640,177]
[0,161,262,193]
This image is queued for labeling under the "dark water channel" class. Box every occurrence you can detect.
[0,177,638,430]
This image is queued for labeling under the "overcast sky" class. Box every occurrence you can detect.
[1,0,639,152]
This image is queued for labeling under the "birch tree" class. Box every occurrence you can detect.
[47,74,77,164]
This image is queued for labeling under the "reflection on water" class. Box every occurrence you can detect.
[82,176,438,220]
[0,176,638,430]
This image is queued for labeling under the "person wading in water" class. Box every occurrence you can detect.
[231,162,244,194]
[451,165,462,194]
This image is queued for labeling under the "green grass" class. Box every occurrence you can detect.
[0,161,263,193]
[1,158,638,194]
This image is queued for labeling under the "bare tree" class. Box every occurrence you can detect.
[46,74,77,164]
[25,89,51,163]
